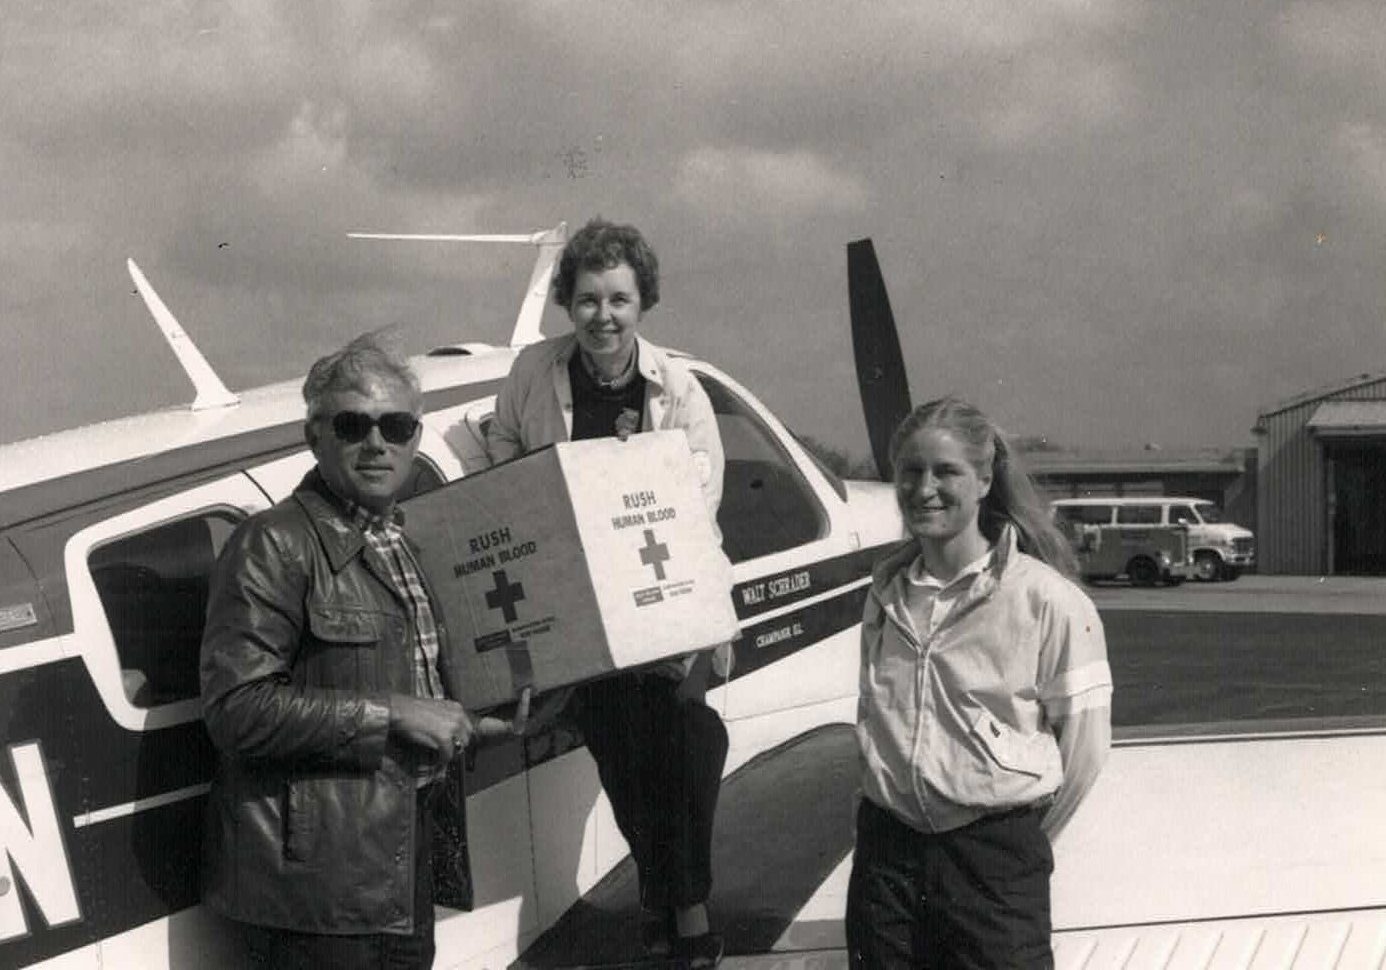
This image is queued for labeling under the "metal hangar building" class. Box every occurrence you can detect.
[1253,371,1386,575]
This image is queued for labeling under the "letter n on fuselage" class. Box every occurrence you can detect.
[0,741,80,942]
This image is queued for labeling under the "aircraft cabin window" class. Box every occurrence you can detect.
[695,374,827,563]
[792,431,851,501]
[89,509,243,708]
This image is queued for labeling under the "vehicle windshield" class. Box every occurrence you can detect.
[1193,503,1224,523]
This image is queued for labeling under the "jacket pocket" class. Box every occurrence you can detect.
[307,605,383,644]
[969,708,1045,778]
[303,605,392,689]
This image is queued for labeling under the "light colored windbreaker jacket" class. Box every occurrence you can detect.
[857,525,1112,833]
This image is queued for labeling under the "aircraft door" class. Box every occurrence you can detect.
[690,371,866,734]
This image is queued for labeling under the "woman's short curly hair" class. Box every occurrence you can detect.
[552,218,660,311]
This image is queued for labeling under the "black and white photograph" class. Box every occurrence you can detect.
[2,3,1385,968]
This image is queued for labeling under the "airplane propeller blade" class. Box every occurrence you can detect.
[848,238,912,481]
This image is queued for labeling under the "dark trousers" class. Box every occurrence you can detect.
[574,671,729,910]
[846,798,1054,970]
[241,785,438,970]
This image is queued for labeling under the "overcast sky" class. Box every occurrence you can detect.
[4,2,1385,457]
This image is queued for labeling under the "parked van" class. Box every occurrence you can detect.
[1053,509,1193,587]
[1050,496,1255,581]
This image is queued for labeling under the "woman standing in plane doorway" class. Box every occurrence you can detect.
[487,217,731,967]
[848,397,1112,969]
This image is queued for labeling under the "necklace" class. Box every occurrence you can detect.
[582,348,638,391]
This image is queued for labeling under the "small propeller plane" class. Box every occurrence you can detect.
[1,227,1383,970]
[0,224,905,969]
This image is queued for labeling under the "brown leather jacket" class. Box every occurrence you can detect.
[200,470,469,933]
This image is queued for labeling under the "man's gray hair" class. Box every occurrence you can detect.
[302,331,422,419]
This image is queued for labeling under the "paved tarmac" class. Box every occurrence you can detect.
[1090,576,1386,727]
[1086,573,1386,614]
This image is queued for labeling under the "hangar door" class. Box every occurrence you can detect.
[1328,441,1386,575]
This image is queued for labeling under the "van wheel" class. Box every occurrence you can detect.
[1127,557,1159,587]
[1193,552,1222,582]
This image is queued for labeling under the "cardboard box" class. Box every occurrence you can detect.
[403,430,739,709]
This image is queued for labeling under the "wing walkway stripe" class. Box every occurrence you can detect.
[72,782,210,828]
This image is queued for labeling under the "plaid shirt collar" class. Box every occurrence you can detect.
[349,502,405,539]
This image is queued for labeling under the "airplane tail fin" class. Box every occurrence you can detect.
[347,223,569,348]
[847,239,912,481]
[126,259,240,411]
[512,224,567,347]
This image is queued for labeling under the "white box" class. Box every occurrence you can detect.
[403,430,739,709]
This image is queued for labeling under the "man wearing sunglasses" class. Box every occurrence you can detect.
[200,332,525,969]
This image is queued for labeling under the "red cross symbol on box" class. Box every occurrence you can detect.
[639,529,670,581]
[485,569,526,623]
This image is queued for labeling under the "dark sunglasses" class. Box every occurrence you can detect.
[327,411,420,444]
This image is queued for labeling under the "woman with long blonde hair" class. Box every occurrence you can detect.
[848,396,1112,968]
